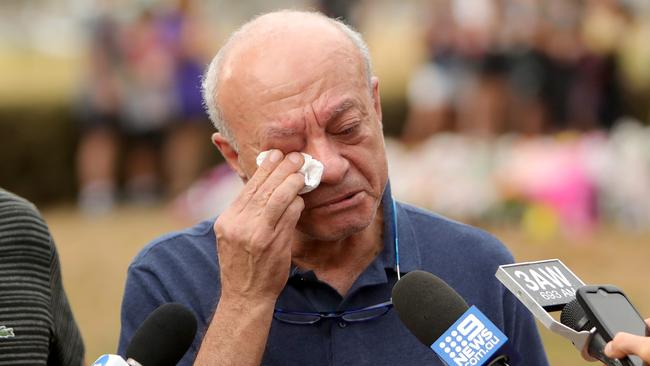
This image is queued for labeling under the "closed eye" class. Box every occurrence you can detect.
[335,124,360,136]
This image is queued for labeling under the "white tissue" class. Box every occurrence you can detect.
[256,151,324,194]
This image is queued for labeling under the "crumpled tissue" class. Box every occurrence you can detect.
[256,151,324,194]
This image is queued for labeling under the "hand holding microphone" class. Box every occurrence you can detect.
[604,319,650,364]
[495,259,650,366]
[563,307,650,365]
[560,298,625,366]
[561,285,650,366]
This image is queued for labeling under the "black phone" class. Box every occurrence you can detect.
[577,285,650,366]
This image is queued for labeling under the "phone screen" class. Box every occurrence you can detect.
[584,290,647,338]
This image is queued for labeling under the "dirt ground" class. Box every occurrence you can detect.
[43,205,650,365]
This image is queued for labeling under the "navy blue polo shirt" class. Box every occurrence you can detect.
[117,186,549,365]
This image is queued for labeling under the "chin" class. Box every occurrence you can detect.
[297,201,378,241]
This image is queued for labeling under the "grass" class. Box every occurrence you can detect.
[43,205,650,365]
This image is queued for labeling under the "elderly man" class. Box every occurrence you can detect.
[118,10,548,366]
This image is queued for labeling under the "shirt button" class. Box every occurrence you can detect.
[338,321,347,328]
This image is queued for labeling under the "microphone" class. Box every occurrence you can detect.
[92,303,198,366]
[91,354,129,366]
[560,299,623,366]
[126,302,198,366]
[496,259,646,364]
[392,270,511,366]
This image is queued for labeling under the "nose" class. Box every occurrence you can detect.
[304,139,349,185]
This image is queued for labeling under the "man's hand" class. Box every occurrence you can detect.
[215,150,305,304]
[604,319,650,363]
[195,150,305,366]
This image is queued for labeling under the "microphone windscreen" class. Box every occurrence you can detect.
[392,270,468,346]
[126,303,198,366]
[560,299,590,331]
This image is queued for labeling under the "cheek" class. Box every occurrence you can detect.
[343,139,387,184]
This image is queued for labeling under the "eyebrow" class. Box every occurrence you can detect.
[326,98,356,124]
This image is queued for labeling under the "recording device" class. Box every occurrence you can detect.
[495,259,596,359]
[92,303,198,366]
[561,298,625,366]
[576,285,649,366]
[392,270,511,366]
[497,259,649,365]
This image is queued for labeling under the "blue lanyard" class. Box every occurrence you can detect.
[392,198,401,280]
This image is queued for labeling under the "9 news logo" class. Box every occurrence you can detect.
[432,306,508,366]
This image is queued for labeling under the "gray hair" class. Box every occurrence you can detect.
[201,10,374,149]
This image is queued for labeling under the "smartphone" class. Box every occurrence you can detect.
[577,285,650,366]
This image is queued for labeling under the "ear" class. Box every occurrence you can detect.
[371,76,383,126]
[211,132,246,180]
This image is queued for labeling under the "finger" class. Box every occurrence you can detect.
[605,332,650,361]
[275,195,305,231]
[262,173,305,227]
[232,149,284,211]
[645,318,650,327]
[249,152,304,209]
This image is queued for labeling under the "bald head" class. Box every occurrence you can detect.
[201,10,373,147]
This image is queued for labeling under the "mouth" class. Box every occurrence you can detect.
[310,191,364,211]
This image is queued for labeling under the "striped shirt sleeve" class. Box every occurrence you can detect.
[0,189,85,366]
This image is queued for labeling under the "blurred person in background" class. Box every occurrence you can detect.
[76,0,123,214]
[402,0,457,142]
[404,0,511,143]
[119,6,177,204]
[0,188,85,365]
[117,10,548,366]
[158,0,213,197]
[614,0,650,125]
[528,0,623,132]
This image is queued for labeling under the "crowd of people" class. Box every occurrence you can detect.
[75,0,213,214]
[403,0,650,140]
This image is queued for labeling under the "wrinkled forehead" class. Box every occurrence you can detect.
[217,17,369,144]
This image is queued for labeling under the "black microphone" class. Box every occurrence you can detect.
[561,299,624,366]
[125,303,198,366]
[392,270,511,366]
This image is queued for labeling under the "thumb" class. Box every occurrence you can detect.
[604,332,650,361]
